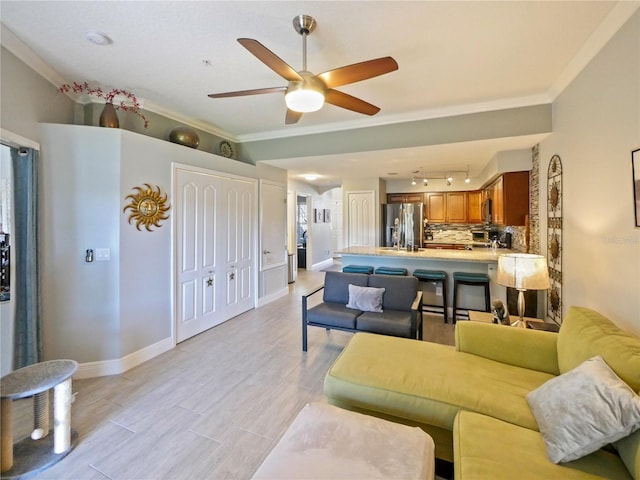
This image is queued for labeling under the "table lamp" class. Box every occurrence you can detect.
[496,254,550,328]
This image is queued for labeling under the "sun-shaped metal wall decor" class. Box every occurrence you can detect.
[123,183,170,231]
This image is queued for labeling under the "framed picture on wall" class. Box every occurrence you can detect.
[314,208,323,223]
[633,148,640,227]
[323,209,331,223]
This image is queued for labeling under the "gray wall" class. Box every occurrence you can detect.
[1,47,75,141]
[538,11,640,335]
[241,105,552,163]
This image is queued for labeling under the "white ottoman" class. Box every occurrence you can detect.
[252,402,435,480]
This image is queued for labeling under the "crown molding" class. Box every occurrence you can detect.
[1,23,67,88]
[548,1,640,100]
[0,23,238,143]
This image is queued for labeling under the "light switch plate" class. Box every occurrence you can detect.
[95,248,110,261]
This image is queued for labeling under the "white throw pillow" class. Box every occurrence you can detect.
[526,355,640,464]
[346,284,385,313]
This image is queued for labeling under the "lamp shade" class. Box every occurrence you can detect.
[496,254,550,290]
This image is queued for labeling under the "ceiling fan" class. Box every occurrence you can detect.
[208,15,398,125]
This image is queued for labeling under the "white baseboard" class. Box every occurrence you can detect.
[309,258,334,271]
[257,287,289,307]
[74,336,175,379]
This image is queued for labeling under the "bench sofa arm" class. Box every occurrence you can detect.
[455,321,560,375]
[411,290,423,312]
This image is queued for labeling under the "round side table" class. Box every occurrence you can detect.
[1,359,78,479]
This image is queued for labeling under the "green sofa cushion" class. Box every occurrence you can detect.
[615,429,640,480]
[325,333,554,435]
[455,321,560,375]
[454,411,633,480]
[557,307,640,392]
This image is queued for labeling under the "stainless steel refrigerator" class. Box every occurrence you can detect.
[381,203,424,248]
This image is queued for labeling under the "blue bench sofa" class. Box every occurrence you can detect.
[301,271,423,351]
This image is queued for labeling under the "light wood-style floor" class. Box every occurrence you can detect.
[14,265,455,480]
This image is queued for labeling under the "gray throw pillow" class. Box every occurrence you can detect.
[346,284,385,313]
[526,355,640,464]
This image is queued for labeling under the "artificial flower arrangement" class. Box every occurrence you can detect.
[58,81,149,128]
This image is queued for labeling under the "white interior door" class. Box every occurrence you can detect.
[222,178,255,319]
[174,166,256,342]
[261,181,287,269]
[346,191,375,247]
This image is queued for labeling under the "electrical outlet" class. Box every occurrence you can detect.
[95,248,111,261]
[435,284,443,296]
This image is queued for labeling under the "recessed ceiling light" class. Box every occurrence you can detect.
[86,31,112,46]
[303,174,319,181]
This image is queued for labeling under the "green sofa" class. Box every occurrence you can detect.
[324,306,640,479]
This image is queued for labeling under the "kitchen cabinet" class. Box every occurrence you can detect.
[387,193,425,204]
[467,190,483,223]
[426,192,467,223]
[425,192,446,223]
[484,172,529,225]
[446,192,467,223]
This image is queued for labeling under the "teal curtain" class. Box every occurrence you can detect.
[11,147,42,368]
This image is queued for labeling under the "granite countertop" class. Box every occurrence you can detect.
[337,246,518,263]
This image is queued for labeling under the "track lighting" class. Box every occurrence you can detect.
[409,169,470,186]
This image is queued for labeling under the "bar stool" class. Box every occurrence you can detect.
[342,265,374,274]
[412,269,448,323]
[452,272,491,323]
[374,267,408,276]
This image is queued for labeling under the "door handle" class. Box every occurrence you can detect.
[263,249,271,254]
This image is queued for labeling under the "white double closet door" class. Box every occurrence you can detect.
[174,164,256,343]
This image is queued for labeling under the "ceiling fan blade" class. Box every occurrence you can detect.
[285,109,303,124]
[324,89,380,116]
[208,86,286,98]
[316,57,398,89]
[238,38,303,82]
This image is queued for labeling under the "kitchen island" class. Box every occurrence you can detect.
[337,246,517,320]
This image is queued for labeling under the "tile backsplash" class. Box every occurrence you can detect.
[430,229,473,243]
[428,225,527,251]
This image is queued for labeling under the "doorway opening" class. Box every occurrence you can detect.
[296,195,309,269]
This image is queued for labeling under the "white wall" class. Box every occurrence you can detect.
[539,11,640,335]
[288,180,335,268]
[40,124,287,366]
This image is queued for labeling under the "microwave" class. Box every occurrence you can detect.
[472,231,488,242]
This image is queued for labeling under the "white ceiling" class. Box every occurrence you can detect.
[1,1,635,188]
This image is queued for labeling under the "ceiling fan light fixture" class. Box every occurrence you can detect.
[285,83,324,112]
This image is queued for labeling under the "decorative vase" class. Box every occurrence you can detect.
[169,126,200,149]
[99,102,119,128]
